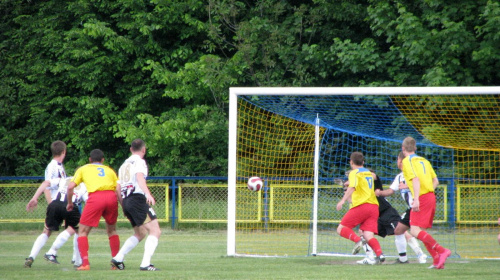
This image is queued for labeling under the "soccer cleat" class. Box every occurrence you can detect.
[352,240,365,255]
[436,249,451,269]
[110,259,125,270]
[374,255,384,265]
[427,264,437,269]
[76,264,90,271]
[24,257,34,268]
[356,257,376,265]
[43,254,60,264]
[393,258,409,264]
[140,264,160,271]
[418,252,428,264]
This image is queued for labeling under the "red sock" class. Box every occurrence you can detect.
[77,236,90,266]
[339,227,361,243]
[109,234,120,257]
[417,231,445,254]
[367,238,383,257]
[423,242,440,265]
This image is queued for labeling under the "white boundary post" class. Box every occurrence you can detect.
[227,88,237,256]
[312,115,320,256]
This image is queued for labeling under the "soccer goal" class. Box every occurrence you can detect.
[227,87,500,259]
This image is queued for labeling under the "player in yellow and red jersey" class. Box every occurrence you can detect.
[401,136,451,269]
[336,152,385,264]
[66,149,121,271]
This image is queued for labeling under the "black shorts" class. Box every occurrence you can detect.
[377,206,401,238]
[399,208,411,227]
[122,194,157,227]
[45,200,81,231]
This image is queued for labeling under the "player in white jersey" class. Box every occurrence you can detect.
[375,151,428,264]
[24,141,83,268]
[111,139,161,271]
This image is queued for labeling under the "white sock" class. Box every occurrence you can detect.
[363,243,375,260]
[72,234,82,264]
[47,230,71,256]
[114,236,140,262]
[408,237,423,256]
[29,233,49,259]
[395,234,408,262]
[140,236,158,268]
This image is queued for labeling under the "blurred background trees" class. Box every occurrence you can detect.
[1,0,498,176]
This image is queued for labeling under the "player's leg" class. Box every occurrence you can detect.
[403,230,427,263]
[112,226,144,269]
[337,224,363,254]
[25,227,52,268]
[360,205,384,264]
[337,207,365,254]
[45,226,77,264]
[76,225,92,269]
[102,191,120,258]
[72,233,82,267]
[362,231,384,264]
[410,193,450,269]
[394,234,408,263]
[140,219,161,270]
[106,223,120,258]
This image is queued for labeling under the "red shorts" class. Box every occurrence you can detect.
[80,190,118,227]
[410,192,436,229]
[341,203,379,234]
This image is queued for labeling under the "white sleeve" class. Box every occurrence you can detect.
[389,175,401,192]
[136,159,148,177]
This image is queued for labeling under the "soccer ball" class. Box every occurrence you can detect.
[247,176,263,192]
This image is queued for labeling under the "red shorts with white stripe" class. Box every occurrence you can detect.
[79,190,118,227]
[340,203,379,234]
[410,192,436,229]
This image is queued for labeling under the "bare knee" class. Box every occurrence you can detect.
[394,223,408,236]
[336,225,344,235]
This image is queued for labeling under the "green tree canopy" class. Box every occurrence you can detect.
[1,0,498,176]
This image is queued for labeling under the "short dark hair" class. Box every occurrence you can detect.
[51,141,66,157]
[350,152,364,166]
[131,138,145,152]
[89,149,104,162]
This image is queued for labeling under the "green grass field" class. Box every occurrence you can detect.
[1,227,499,280]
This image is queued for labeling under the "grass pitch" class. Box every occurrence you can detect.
[0,227,499,280]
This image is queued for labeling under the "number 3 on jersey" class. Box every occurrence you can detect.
[97,167,105,177]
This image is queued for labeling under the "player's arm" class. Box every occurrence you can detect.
[66,181,77,211]
[137,172,155,205]
[115,183,123,205]
[432,177,439,190]
[43,188,52,204]
[26,180,50,211]
[337,186,355,211]
[375,188,395,197]
[411,177,421,212]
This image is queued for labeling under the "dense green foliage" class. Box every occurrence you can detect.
[1,0,499,176]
